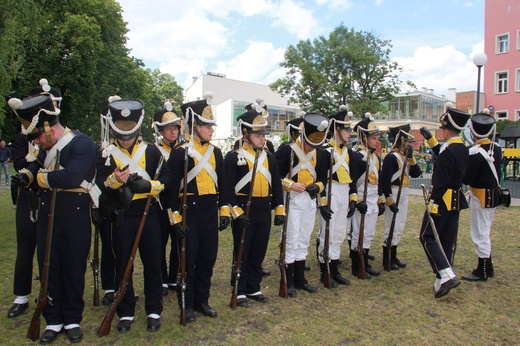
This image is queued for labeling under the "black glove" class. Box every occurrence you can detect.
[306,184,320,199]
[172,223,187,238]
[406,144,414,159]
[218,216,230,231]
[389,203,399,214]
[127,174,151,194]
[378,202,385,216]
[319,206,332,220]
[347,201,357,218]
[355,201,368,214]
[274,215,285,226]
[235,214,251,229]
[420,127,432,140]
[11,173,30,187]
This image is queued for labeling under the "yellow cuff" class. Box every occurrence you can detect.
[318,196,327,207]
[168,209,182,225]
[316,182,324,193]
[426,137,438,148]
[105,173,123,189]
[282,178,294,192]
[378,196,385,204]
[230,205,244,219]
[407,157,417,165]
[349,193,358,203]
[19,168,34,186]
[219,205,230,218]
[386,197,395,206]
[37,171,50,189]
[149,180,164,197]
[274,205,285,216]
[428,200,439,215]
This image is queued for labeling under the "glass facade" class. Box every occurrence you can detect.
[232,100,298,137]
[387,93,446,122]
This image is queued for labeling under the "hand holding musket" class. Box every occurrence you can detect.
[27,150,60,341]
[383,138,408,271]
[230,148,260,309]
[277,147,293,298]
[97,156,164,337]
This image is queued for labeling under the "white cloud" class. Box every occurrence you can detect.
[268,0,321,39]
[315,0,355,10]
[393,43,484,98]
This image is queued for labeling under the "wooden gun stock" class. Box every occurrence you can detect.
[27,150,60,341]
[278,147,294,298]
[321,148,334,288]
[357,154,370,280]
[91,214,100,306]
[97,156,164,337]
[230,148,260,309]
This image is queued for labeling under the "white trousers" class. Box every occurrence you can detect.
[383,186,410,246]
[351,183,379,250]
[285,190,317,263]
[318,182,349,262]
[469,190,495,258]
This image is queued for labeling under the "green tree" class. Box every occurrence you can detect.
[270,25,414,118]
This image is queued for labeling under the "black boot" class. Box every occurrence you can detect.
[393,246,407,268]
[350,249,370,279]
[294,260,318,293]
[382,246,398,271]
[330,259,350,285]
[487,255,494,278]
[365,249,380,276]
[462,257,488,281]
[286,263,297,298]
[319,262,338,288]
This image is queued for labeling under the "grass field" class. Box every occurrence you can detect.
[0,185,519,345]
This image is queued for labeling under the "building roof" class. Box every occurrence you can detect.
[500,124,520,139]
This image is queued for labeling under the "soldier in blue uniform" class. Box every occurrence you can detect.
[9,93,99,344]
[152,101,183,296]
[462,112,501,281]
[419,107,470,298]
[167,92,230,322]
[224,103,285,307]
[275,112,330,296]
[98,98,170,333]
[381,124,422,270]
[7,78,62,320]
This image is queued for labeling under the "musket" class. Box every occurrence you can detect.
[27,150,60,341]
[277,147,293,298]
[178,141,190,326]
[97,156,165,337]
[357,152,370,280]
[384,139,408,271]
[230,148,260,309]
[420,184,451,269]
[320,147,334,288]
[91,208,100,306]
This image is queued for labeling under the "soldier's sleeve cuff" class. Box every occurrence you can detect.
[316,182,324,192]
[428,200,439,215]
[349,193,358,203]
[230,205,244,219]
[282,178,294,192]
[407,157,417,165]
[219,205,230,218]
[36,171,50,189]
[105,173,123,189]
[19,168,34,186]
[149,180,164,197]
[378,195,385,204]
[274,205,285,216]
[426,137,438,148]
[386,197,395,206]
[318,196,327,207]
[168,209,182,225]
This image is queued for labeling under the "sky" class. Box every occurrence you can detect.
[116,0,486,99]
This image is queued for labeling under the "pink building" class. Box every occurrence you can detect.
[483,0,520,121]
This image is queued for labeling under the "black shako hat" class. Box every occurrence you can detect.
[470,112,496,139]
[180,92,217,129]
[303,112,329,147]
[439,107,470,132]
[8,94,60,141]
[106,98,145,140]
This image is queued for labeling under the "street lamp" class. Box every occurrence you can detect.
[473,52,488,114]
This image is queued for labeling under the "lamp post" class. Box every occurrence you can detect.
[473,52,487,114]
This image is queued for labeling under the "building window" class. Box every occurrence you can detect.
[495,71,508,94]
[517,30,520,50]
[496,111,508,120]
[516,68,520,92]
[516,110,520,121]
[496,33,509,53]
